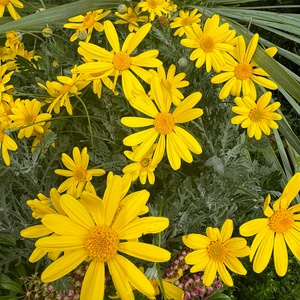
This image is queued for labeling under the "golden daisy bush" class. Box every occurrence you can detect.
[183,219,250,287]
[122,144,157,185]
[31,174,170,300]
[64,9,111,42]
[170,8,202,37]
[55,146,106,198]
[231,92,282,140]
[76,20,162,100]
[180,14,235,73]
[0,0,23,20]
[240,172,300,276]
[211,33,278,100]
[9,98,52,139]
[121,76,203,170]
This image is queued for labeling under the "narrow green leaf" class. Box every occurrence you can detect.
[277,119,300,155]
[0,282,23,294]
[0,233,16,246]
[0,0,120,34]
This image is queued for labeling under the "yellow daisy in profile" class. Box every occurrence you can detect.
[181,14,235,73]
[123,144,157,185]
[76,20,162,100]
[211,34,278,99]
[5,30,22,47]
[0,63,14,104]
[170,8,202,37]
[121,76,203,170]
[0,0,23,20]
[55,147,106,198]
[38,72,89,115]
[0,120,17,166]
[31,121,53,153]
[183,219,250,287]
[9,99,52,139]
[33,174,170,300]
[115,5,148,32]
[138,0,168,21]
[20,188,65,263]
[149,64,189,106]
[231,92,282,140]
[240,172,300,276]
[64,9,111,42]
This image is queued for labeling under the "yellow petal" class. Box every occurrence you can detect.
[284,228,300,260]
[224,254,247,275]
[117,216,168,239]
[127,23,152,55]
[112,190,150,231]
[29,248,47,263]
[203,259,217,286]
[277,173,300,209]
[81,261,105,300]
[253,229,274,273]
[20,224,52,238]
[36,235,85,251]
[122,127,158,146]
[41,250,87,282]
[104,20,120,53]
[274,233,288,276]
[174,126,202,154]
[220,219,233,242]
[182,234,210,249]
[186,249,210,272]
[113,254,155,297]
[172,92,202,119]
[217,262,233,286]
[239,218,269,236]
[120,117,154,128]
[166,134,181,170]
[118,242,170,262]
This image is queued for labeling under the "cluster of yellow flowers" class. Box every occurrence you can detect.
[1,1,299,299]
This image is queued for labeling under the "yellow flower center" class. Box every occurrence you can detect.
[154,112,175,135]
[181,17,192,27]
[85,225,119,262]
[61,84,72,94]
[268,209,294,233]
[25,114,36,124]
[0,0,9,5]
[148,0,159,9]
[113,52,131,71]
[200,36,215,53]
[83,13,95,28]
[235,63,253,80]
[140,157,150,168]
[207,241,227,262]
[249,108,263,122]
[73,168,87,182]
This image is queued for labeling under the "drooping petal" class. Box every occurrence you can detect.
[173,126,202,154]
[81,260,105,300]
[217,262,233,286]
[274,233,288,276]
[41,250,87,282]
[203,259,217,286]
[224,254,247,275]
[113,254,155,298]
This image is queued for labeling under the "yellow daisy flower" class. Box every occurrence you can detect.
[0,63,14,104]
[0,120,17,166]
[76,20,162,100]
[20,188,65,262]
[5,30,22,47]
[240,172,300,276]
[180,14,235,73]
[121,76,203,170]
[32,174,170,300]
[231,92,282,140]
[170,8,202,37]
[211,34,278,99]
[9,98,52,139]
[138,0,169,21]
[0,0,23,20]
[64,9,111,42]
[55,147,106,198]
[115,5,148,32]
[183,219,250,287]
[149,64,189,106]
[123,144,157,185]
[165,0,177,18]
[38,72,89,115]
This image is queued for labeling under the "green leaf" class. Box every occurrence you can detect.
[209,292,231,299]
[0,0,120,34]
[0,281,23,294]
[277,119,300,155]
[0,234,16,246]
